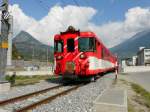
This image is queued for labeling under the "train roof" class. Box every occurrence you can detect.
[54,26,102,41]
[55,30,102,42]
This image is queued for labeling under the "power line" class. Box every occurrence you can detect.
[72,0,101,31]
[72,0,94,31]
[35,0,65,27]
[60,0,66,6]
[83,0,90,6]
[82,0,101,25]
[72,0,80,7]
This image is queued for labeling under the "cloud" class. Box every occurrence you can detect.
[9,5,150,47]
[9,4,37,36]
[9,4,96,46]
[124,7,150,32]
[89,7,150,47]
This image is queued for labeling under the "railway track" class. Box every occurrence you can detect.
[0,84,85,112]
[0,85,62,106]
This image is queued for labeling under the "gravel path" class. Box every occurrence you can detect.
[33,73,115,112]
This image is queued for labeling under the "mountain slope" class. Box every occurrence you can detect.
[110,30,150,59]
[13,31,54,61]
[12,43,23,60]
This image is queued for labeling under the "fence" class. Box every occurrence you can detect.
[12,60,53,67]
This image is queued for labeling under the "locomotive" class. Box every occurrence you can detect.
[54,26,118,80]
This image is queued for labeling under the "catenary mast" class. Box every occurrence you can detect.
[0,0,12,81]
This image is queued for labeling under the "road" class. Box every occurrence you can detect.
[124,72,150,92]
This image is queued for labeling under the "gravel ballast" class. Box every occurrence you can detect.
[0,73,115,112]
[33,73,115,112]
[1,85,73,112]
[0,80,58,101]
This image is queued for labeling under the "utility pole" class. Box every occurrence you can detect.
[7,15,13,66]
[0,0,10,82]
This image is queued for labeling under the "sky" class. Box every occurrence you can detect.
[4,0,150,47]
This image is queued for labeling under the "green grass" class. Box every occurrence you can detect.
[119,79,150,111]
[131,83,150,108]
[120,79,129,85]
[5,75,57,86]
[128,100,135,112]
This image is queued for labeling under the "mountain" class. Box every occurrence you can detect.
[110,30,150,59]
[13,31,54,62]
[12,44,23,60]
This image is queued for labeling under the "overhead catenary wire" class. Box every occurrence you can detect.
[36,0,96,31]
[72,0,104,38]
[83,0,90,6]
[60,0,66,6]
[83,0,102,25]
[35,0,65,27]
[71,0,94,31]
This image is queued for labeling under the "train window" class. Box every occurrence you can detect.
[54,40,63,53]
[78,37,96,52]
[67,38,75,52]
[102,48,105,58]
[145,49,150,52]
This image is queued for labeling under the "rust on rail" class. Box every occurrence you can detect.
[0,85,62,106]
[15,84,83,112]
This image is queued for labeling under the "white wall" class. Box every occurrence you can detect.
[122,66,150,73]
[6,70,54,76]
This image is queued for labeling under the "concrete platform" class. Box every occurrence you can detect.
[0,81,10,93]
[94,89,127,112]
[0,109,11,112]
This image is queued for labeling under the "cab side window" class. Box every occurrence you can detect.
[67,38,74,52]
[102,48,105,59]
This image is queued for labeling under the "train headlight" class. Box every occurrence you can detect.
[56,55,63,60]
[80,54,87,59]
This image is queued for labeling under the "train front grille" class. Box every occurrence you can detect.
[66,62,75,73]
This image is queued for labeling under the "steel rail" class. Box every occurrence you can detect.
[15,84,84,112]
[0,85,62,106]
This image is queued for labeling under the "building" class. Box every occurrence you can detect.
[121,58,132,67]
[137,48,150,66]
[132,56,137,66]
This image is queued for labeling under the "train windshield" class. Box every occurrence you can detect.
[54,40,63,53]
[78,37,96,52]
[67,38,75,52]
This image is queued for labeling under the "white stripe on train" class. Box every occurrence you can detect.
[88,57,115,70]
[73,52,83,61]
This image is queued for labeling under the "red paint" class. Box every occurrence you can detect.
[54,28,118,78]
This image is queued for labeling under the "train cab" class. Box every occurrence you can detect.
[54,26,117,79]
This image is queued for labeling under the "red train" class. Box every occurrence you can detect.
[54,26,118,80]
